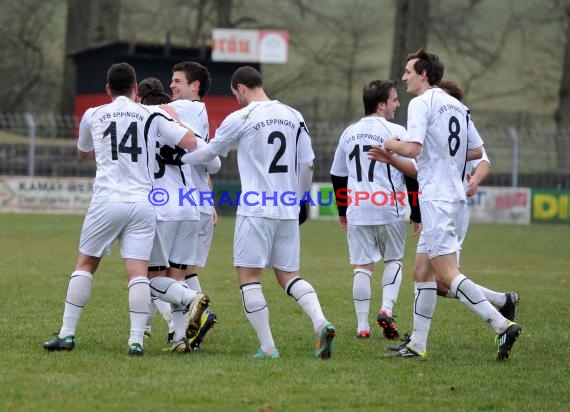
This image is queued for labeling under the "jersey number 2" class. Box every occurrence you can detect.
[268,131,288,173]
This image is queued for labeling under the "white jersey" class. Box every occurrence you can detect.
[77,96,189,202]
[330,116,407,225]
[205,100,314,219]
[153,138,203,222]
[404,88,483,202]
[171,99,214,215]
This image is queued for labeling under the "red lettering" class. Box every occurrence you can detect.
[371,191,388,206]
[335,188,352,207]
[354,191,370,206]
[391,191,406,206]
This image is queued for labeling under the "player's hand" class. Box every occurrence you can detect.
[160,104,180,121]
[159,145,185,165]
[212,207,218,227]
[466,174,479,197]
[338,216,347,231]
[367,146,392,164]
[411,220,422,237]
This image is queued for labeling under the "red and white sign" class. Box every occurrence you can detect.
[212,29,289,64]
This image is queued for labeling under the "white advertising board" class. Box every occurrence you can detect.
[212,29,289,64]
[0,176,93,214]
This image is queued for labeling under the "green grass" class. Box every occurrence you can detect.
[0,214,568,411]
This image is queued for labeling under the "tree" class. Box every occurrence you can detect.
[555,0,570,169]
[59,0,121,114]
[0,0,64,112]
[389,0,430,126]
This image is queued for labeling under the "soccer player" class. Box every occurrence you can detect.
[42,63,206,356]
[181,66,336,359]
[135,75,220,353]
[368,80,519,321]
[436,79,519,317]
[330,80,417,340]
[169,62,219,307]
[382,49,522,360]
[136,77,176,341]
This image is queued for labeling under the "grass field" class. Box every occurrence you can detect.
[0,214,568,411]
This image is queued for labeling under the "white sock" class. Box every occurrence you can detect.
[241,283,275,352]
[285,276,326,333]
[450,274,509,333]
[381,261,402,316]
[128,276,150,346]
[353,269,372,332]
[145,297,158,333]
[154,297,174,333]
[410,282,437,353]
[60,271,93,337]
[185,273,202,292]
[171,303,187,342]
[150,276,197,307]
[477,285,507,309]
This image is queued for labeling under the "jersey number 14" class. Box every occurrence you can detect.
[103,121,142,162]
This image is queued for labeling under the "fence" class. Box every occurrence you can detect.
[1,113,569,188]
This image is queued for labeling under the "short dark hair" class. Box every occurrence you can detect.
[406,49,444,86]
[141,91,172,105]
[439,80,464,102]
[138,77,164,99]
[107,63,136,96]
[362,80,397,115]
[172,61,211,98]
[231,66,263,90]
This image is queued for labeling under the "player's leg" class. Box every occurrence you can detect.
[440,281,519,322]
[437,211,519,321]
[386,207,436,358]
[272,219,335,359]
[184,211,215,292]
[182,213,219,350]
[347,224,377,338]
[119,202,161,356]
[385,251,434,357]
[167,219,213,350]
[377,221,406,340]
[234,216,277,358]
[43,253,100,351]
[43,202,121,352]
[124,258,151,356]
[353,265,373,338]
[432,202,521,359]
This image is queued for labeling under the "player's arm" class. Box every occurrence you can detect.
[205,153,222,174]
[467,146,483,161]
[298,161,313,225]
[78,150,94,160]
[330,174,349,230]
[384,137,422,158]
[466,147,490,197]
[367,146,417,178]
[77,109,95,159]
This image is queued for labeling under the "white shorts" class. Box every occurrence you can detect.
[233,215,299,272]
[79,202,156,260]
[347,220,406,265]
[149,220,200,267]
[416,200,469,260]
[194,212,215,267]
